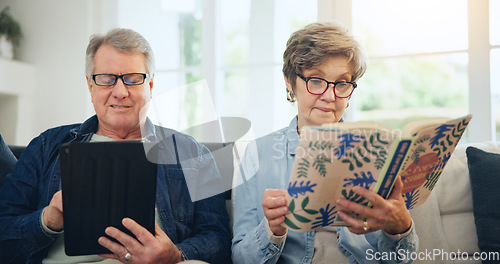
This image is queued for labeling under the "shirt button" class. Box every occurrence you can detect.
[269,249,275,254]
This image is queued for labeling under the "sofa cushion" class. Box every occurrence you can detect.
[0,134,18,188]
[435,144,474,216]
[466,146,500,256]
[433,144,479,255]
[410,142,500,263]
[409,191,454,263]
[409,143,481,263]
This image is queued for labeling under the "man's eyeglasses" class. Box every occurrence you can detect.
[296,73,356,98]
[92,73,149,86]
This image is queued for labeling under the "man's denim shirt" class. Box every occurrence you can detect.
[0,115,232,264]
[231,116,418,264]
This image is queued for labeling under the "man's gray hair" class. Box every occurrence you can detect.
[85,28,155,76]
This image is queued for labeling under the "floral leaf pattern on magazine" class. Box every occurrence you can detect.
[401,117,471,209]
[297,158,310,178]
[284,114,472,231]
[404,189,419,209]
[288,181,317,199]
[311,204,337,229]
[313,154,331,177]
[285,196,319,230]
[333,134,365,159]
[285,128,394,231]
[343,171,376,189]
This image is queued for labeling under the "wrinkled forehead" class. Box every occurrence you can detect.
[93,45,148,74]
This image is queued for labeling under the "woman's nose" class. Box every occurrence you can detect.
[320,84,336,102]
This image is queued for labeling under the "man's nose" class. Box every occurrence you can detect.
[111,78,129,98]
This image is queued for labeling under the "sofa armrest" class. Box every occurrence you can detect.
[8,145,25,160]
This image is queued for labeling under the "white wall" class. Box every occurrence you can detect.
[0,0,98,145]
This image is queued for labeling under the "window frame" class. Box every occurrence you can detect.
[318,0,496,142]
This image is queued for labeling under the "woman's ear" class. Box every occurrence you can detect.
[284,76,293,94]
[285,76,297,103]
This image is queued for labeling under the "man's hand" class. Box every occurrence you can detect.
[98,218,183,264]
[42,190,64,232]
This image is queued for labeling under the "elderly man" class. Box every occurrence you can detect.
[0,28,231,264]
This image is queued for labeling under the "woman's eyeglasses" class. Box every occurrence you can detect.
[296,73,356,98]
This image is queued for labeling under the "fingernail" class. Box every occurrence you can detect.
[336,199,343,206]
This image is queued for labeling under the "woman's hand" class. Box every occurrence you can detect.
[98,218,183,264]
[262,189,289,236]
[336,177,412,235]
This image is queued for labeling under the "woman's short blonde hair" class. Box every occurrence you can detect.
[282,22,367,91]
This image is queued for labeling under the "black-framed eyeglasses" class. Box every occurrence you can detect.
[92,73,149,86]
[296,73,357,98]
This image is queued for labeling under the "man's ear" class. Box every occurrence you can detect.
[148,74,154,98]
[86,75,93,103]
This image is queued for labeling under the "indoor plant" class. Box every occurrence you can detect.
[0,6,22,59]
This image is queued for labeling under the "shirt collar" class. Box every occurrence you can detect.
[70,115,158,142]
[286,115,299,156]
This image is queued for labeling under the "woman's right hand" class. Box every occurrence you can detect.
[262,189,288,236]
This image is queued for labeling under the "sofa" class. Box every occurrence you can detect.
[408,141,500,263]
[2,138,500,263]
[211,141,500,263]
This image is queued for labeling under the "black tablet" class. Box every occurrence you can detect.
[60,141,157,256]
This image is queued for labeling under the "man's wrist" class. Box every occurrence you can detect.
[41,207,63,235]
[177,246,187,261]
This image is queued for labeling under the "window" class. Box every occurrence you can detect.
[492,48,500,140]
[115,0,205,134]
[112,0,495,142]
[115,0,316,140]
[351,0,469,135]
[491,0,500,46]
[218,0,317,139]
[491,0,500,140]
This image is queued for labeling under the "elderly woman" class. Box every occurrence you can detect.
[232,23,418,264]
[0,28,231,264]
